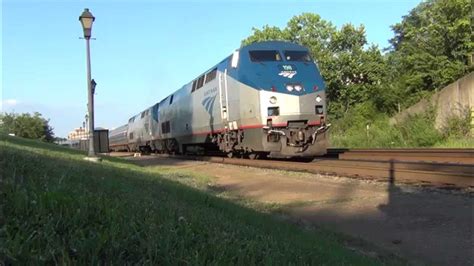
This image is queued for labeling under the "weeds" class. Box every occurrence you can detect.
[330,102,472,148]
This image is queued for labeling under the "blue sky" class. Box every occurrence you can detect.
[2,0,422,137]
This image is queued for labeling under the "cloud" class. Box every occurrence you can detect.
[1,99,19,111]
[3,99,18,106]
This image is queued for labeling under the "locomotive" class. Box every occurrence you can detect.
[109,41,330,158]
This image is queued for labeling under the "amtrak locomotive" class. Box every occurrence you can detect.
[109,41,330,158]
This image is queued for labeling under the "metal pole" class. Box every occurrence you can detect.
[85,37,95,157]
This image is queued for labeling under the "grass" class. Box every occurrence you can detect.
[432,137,474,148]
[330,102,473,148]
[0,135,395,265]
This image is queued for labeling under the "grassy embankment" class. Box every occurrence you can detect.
[1,135,396,264]
[330,103,473,148]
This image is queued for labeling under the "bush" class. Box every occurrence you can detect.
[0,112,54,142]
[440,107,471,139]
[397,110,442,147]
[330,103,446,148]
[330,102,402,148]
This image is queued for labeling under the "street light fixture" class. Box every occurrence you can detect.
[79,8,100,162]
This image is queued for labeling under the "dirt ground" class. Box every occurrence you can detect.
[129,156,473,266]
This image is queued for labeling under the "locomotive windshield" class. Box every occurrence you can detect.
[249,50,282,62]
[284,51,312,62]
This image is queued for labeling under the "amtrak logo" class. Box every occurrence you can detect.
[201,94,217,115]
[278,64,297,78]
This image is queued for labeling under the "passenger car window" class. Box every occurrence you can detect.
[249,50,282,62]
[284,51,312,62]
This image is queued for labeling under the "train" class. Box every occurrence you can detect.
[109,41,330,158]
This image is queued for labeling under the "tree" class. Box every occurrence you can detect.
[242,25,290,46]
[0,112,55,142]
[388,0,473,106]
[242,0,472,118]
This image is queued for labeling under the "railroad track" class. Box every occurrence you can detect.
[110,149,474,188]
[151,154,472,188]
[327,148,474,164]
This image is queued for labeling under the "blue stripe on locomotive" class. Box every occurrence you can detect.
[221,41,326,95]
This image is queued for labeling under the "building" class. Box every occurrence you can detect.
[67,127,89,140]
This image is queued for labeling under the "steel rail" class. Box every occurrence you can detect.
[328,148,474,164]
[151,154,474,188]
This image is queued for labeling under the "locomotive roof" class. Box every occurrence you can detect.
[240,41,308,51]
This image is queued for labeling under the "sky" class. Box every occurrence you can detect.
[1,0,422,137]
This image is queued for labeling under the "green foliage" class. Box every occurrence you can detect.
[440,107,471,138]
[329,104,471,148]
[397,109,443,147]
[0,112,54,142]
[330,103,403,148]
[388,0,473,107]
[241,25,290,46]
[1,136,390,264]
[433,137,474,148]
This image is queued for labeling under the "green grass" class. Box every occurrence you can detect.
[432,137,474,148]
[0,135,396,265]
[329,102,473,148]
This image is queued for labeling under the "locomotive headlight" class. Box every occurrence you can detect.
[316,95,322,103]
[286,84,294,92]
[269,96,277,104]
[294,85,303,91]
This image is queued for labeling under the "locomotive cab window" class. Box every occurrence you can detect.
[197,75,205,90]
[284,51,312,62]
[249,50,282,62]
[169,95,174,105]
[192,80,197,92]
[205,68,217,84]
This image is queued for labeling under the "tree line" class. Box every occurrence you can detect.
[0,112,55,142]
[242,0,472,120]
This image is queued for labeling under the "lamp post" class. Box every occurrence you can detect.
[79,8,100,161]
[84,113,89,139]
